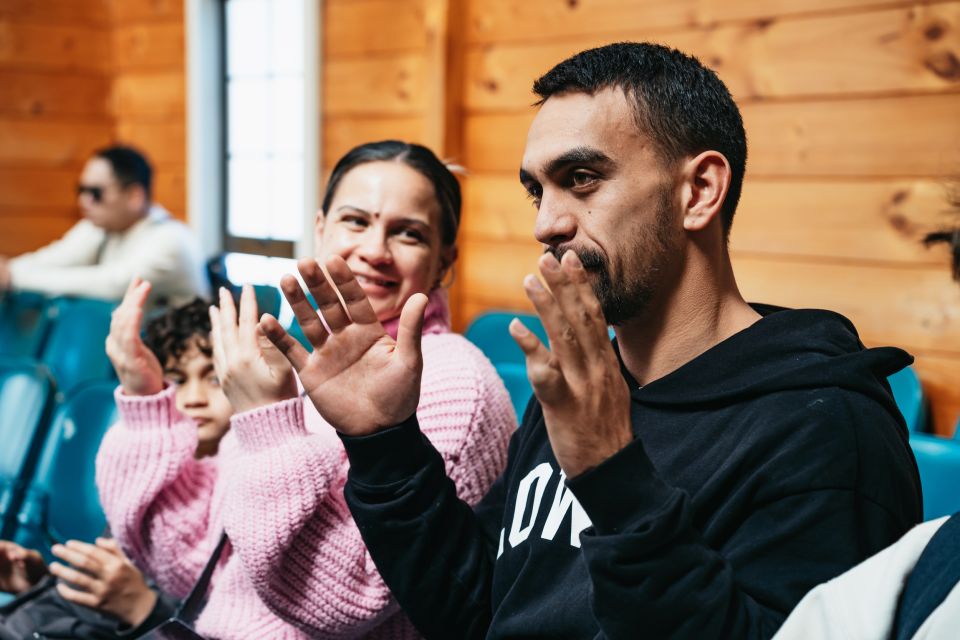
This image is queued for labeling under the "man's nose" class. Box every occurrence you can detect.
[533,191,578,248]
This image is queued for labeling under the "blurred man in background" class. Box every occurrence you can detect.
[0,145,208,306]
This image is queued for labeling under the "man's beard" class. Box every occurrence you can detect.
[548,190,676,326]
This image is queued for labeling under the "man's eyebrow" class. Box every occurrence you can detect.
[544,147,614,176]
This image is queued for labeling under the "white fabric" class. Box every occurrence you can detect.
[9,205,210,305]
[772,517,949,640]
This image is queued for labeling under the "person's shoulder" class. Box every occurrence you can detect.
[420,332,511,409]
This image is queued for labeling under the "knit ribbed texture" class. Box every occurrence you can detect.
[96,329,516,639]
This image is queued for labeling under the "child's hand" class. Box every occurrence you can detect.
[0,539,48,594]
[105,278,164,396]
[50,538,157,628]
[209,284,297,414]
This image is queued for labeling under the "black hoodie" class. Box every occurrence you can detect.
[342,306,923,639]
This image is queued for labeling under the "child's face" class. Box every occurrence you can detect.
[164,340,233,458]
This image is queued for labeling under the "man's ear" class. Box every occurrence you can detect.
[125,184,148,213]
[681,151,731,232]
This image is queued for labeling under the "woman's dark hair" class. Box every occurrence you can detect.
[321,140,461,247]
[143,298,213,366]
[923,185,960,281]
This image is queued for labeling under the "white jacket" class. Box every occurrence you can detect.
[773,516,960,640]
[9,205,210,305]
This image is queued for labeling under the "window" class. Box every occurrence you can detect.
[221,0,318,258]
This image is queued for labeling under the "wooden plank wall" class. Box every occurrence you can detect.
[0,0,187,259]
[455,0,960,435]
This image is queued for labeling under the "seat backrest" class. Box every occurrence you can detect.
[0,358,56,538]
[909,433,960,520]
[40,297,116,393]
[465,311,549,367]
[888,366,926,433]
[496,362,534,422]
[0,291,55,359]
[14,380,117,551]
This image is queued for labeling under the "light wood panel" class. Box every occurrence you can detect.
[0,167,79,208]
[114,121,185,167]
[323,116,427,169]
[0,119,111,167]
[0,71,111,119]
[0,1,110,26]
[154,165,187,219]
[461,95,960,177]
[465,0,935,45]
[464,3,960,110]
[113,23,183,71]
[324,54,428,116]
[112,72,185,121]
[0,22,111,73]
[0,215,79,255]
[325,0,430,57]
[110,0,183,25]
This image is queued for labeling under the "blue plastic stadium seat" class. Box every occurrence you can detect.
[0,291,56,359]
[13,381,117,558]
[464,311,549,367]
[888,366,926,433]
[496,362,535,421]
[40,297,117,393]
[909,433,960,520]
[0,358,56,538]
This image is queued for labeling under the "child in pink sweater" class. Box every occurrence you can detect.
[96,142,517,638]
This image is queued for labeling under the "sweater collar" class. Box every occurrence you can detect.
[381,287,450,340]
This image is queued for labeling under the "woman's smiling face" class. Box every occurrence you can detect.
[315,161,449,323]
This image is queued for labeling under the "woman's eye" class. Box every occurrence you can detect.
[342,216,368,229]
[398,228,427,243]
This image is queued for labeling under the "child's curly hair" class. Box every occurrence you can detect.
[143,297,214,366]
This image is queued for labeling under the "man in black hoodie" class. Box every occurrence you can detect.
[263,42,923,638]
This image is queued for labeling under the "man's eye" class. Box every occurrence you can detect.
[571,171,597,188]
[525,186,542,209]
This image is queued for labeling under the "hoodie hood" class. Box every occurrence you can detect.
[625,304,913,412]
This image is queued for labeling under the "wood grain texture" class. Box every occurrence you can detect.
[0,22,111,73]
[0,214,80,255]
[114,121,185,166]
[109,0,183,25]
[113,23,183,71]
[325,0,429,57]
[464,3,960,110]
[0,119,111,167]
[913,351,960,436]
[111,71,185,121]
[323,116,427,170]
[465,0,931,45]
[0,167,81,208]
[0,1,111,26]
[460,95,960,177]
[325,54,427,116]
[0,71,111,119]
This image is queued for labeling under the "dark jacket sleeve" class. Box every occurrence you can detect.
[342,415,513,640]
[567,392,919,640]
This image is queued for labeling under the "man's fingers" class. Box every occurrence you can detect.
[279,274,328,348]
[396,293,428,371]
[299,258,351,331]
[325,256,379,326]
[260,314,311,372]
[523,268,584,368]
[557,251,609,353]
[509,318,565,402]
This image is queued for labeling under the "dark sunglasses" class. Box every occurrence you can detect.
[76,184,105,203]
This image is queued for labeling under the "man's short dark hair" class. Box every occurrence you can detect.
[93,145,153,201]
[143,298,213,367]
[923,184,960,280]
[532,42,747,233]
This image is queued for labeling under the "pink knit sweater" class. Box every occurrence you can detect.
[95,294,516,639]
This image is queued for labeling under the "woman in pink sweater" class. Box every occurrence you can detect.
[95,142,517,638]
